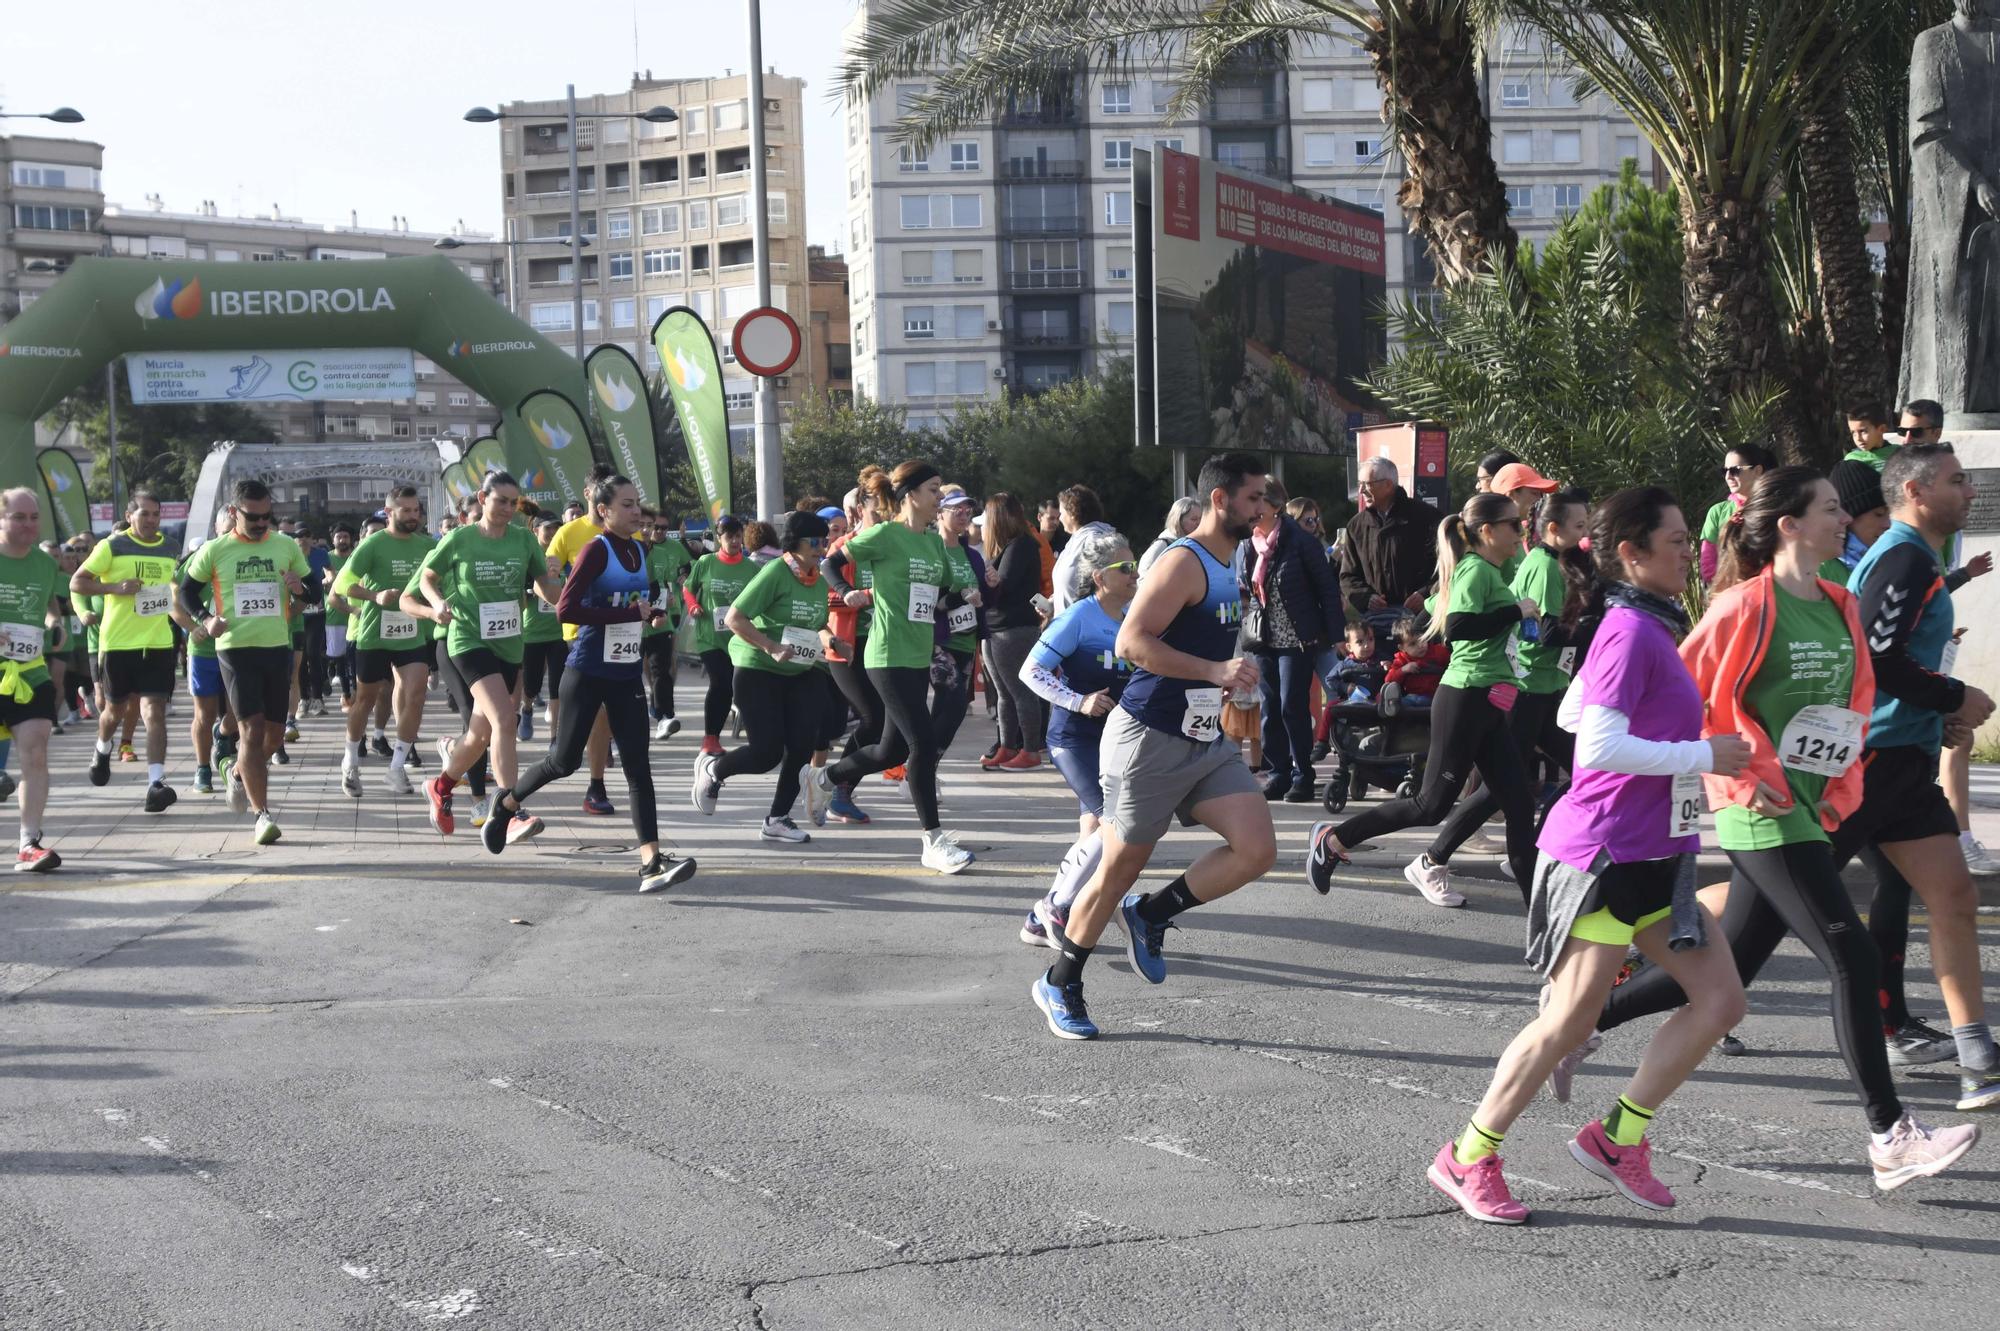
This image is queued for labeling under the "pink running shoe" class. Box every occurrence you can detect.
[1570,1121,1674,1210]
[1427,1141,1529,1224]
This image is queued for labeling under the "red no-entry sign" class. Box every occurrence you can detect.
[731,306,801,377]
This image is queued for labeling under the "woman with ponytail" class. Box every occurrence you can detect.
[1306,491,1546,898]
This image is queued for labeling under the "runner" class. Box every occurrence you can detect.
[1573,467,1982,1186]
[332,487,435,798]
[410,471,561,845]
[818,484,883,825]
[1024,453,1274,1039]
[519,515,565,745]
[72,491,181,813]
[1016,527,1135,947]
[811,460,981,875]
[693,510,839,841]
[644,512,691,741]
[686,516,752,757]
[1308,490,1545,896]
[323,524,357,710]
[485,474,695,892]
[929,485,987,763]
[544,465,621,816]
[0,489,65,870]
[175,507,240,795]
[1429,485,1750,1223]
[180,480,312,846]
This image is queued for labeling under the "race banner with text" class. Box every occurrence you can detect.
[35,448,92,541]
[584,344,662,511]
[652,307,731,523]
[124,347,416,405]
[512,390,596,508]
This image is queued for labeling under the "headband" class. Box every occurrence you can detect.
[892,464,941,501]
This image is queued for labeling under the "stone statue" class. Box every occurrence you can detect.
[1903,0,2000,427]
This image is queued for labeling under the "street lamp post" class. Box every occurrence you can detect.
[0,108,85,123]
[435,233,586,319]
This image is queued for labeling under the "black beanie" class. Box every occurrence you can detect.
[1829,459,1885,519]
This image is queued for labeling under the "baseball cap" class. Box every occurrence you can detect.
[816,505,844,521]
[1491,462,1559,494]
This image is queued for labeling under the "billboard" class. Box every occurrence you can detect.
[124,347,416,404]
[1140,148,1388,456]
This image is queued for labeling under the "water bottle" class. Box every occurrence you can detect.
[1519,618,1540,643]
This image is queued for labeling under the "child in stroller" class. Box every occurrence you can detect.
[1320,616,1434,814]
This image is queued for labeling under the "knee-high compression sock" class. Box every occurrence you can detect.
[1136,874,1200,926]
[1047,830,1104,913]
[1455,1121,1505,1165]
[1603,1095,1655,1147]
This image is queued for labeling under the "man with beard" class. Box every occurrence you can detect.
[332,487,436,797]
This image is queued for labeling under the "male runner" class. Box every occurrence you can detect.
[0,489,66,870]
[175,507,240,795]
[73,491,181,812]
[323,523,357,709]
[332,487,435,797]
[1031,453,1277,1040]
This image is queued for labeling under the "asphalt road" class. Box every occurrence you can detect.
[4,685,1999,1329]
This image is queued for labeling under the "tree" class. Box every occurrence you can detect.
[780,394,927,505]
[47,369,275,501]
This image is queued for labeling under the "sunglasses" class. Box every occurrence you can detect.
[1104,560,1138,575]
[1722,465,1757,478]
[1479,517,1528,533]
[239,510,274,524]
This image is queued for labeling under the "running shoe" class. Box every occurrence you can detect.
[1958,1067,2000,1112]
[638,852,697,893]
[371,735,392,759]
[274,744,290,766]
[1570,1122,1674,1210]
[1305,822,1349,895]
[194,765,214,795]
[921,829,974,875]
[582,785,615,816]
[405,746,421,769]
[0,770,15,802]
[1403,854,1467,909]
[729,707,743,738]
[213,722,237,761]
[481,802,510,855]
[1887,1018,1957,1068]
[1870,1114,1980,1191]
[1309,739,1331,764]
[517,708,534,742]
[384,763,413,795]
[1963,836,2000,878]
[761,816,810,843]
[1032,897,1069,951]
[1716,1032,1748,1056]
[119,743,136,763]
[469,796,492,828]
[1426,1141,1528,1224]
[341,762,363,799]
[1031,972,1098,1040]
[651,717,681,741]
[253,813,282,846]
[980,747,1018,771]
[435,736,456,769]
[998,750,1041,771]
[506,813,545,846]
[829,786,870,825]
[691,753,721,815]
[13,840,60,873]
[1019,908,1048,947]
[882,764,907,784]
[1117,891,1172,984]
[223,758,249,814]
[285,721,301,743]
[426,775,455,836]
[800,764,831,827]
[143,782,177,814]
[1540,982,1602,1104]
[88,748,111,787]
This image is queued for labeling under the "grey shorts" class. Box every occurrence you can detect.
[1099,707,1263,845]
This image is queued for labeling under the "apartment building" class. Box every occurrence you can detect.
[493,71,811,451]
[2,133,106,322]
[808,245,853,405]
[842,7,1651,423]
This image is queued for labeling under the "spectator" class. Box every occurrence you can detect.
[1697,443,1775,583]
[1037,499,1068,554]
[980,493,1048,768]
[1237,477,1342,802]
[1897,398,1945,447]
[1385,617,1449,707]
[1140,496,1202,576]
[1474,451,1523,493]
[1327,622,1386,702]
[1338,456,1439,621]
[1050,485,1114,613]
[1845,401,1899,470]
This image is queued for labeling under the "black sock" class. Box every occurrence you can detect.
[1136,874,1201,926]
[1048,941,1093,988]
[469,755,490,799]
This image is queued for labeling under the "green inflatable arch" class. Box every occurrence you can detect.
[0,255,598,512]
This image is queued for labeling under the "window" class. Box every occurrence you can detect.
[767,195,788,224]
[1102,82,1131,114]
[1501,78,1532,109]
[529,302,572,331]
[1552,130,1582,164]
[643,248,682,276]
[603,118,630,145]
[1019,307,1072,340]
[1108,301,1136,336]
[724,381,754,411]
[1343,187,1386,213]
[9,161,100,190]
[1352,80,1377,112]
[1503,131,1533,165]
[1553,183,1583,215]
[905,306,937,339]
[1354,137,1377,162]
[392,420,412,438]
[1504,23,1534,52]
[646,294,670,325]
[687,200,709,231]
[1013,240,1080,286]
[642,204,679,234]
[1106,245,1134,280]
[688,290,713,320]
[717,194,747,227]
[896,84,928,114]
[953,249,982,283]
[214,248,241,262]
[1617,135,1641,164]
[1505,186,1534,216]
[906,361,937,396]
[1104,190,1132,227]
[721,284,759,319]
[613,297,637,328]
[898,146,931,173]
[903,250,935,284]
[1301,79,1334,114]
[608,252,635,280]
[1151,81,1177,114]
[955,361,985,395]
[949,141,980,172]
[12,204,92,231]
[685,106,708,136]
[1304,134,1337,167]
[1104,139,1132,170]
[416,391,437,409]
[448,391,472,408]
[606,209,633,240]
[901,194,981,229]
[1155,136,1184,153]
[953,305,984,339]
[716,100,747,132]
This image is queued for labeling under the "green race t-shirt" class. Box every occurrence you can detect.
[646,539,693,638]
[175,557,215,660]
[80,592,103,656]
[0,546,61,686]
[1510,544,1570,695]
[688,552,756,654]
[523,545,561,645]
[1842,443,1900,473]
[847,520,968,670]
[333,529,435,652]
[80,530,180,652]
[726,557,830,677]
[1438,553,1519,691]
[186,531,309,652]
[1715,583,1856,851]
[1817,556,1852,586]
[1699,497,1736,550]
[420,521,544,664]
[942,539,979,654]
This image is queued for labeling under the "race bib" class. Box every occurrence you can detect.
[1181,687,1224,742]
[379,609,418,642]
[478,600,521,640]
[946,603,977,635]
[1779,705,1864,779]
[135,584,171,618]
[234,581,280,619]
[781,626,823,663]
[712,604,733,633]
[1558,647,1578,676]
[908,582,938,624]
[0,623,44,661]
[1941,636,1962,677]
[604,620,643,664]
[1668,771,1705,838]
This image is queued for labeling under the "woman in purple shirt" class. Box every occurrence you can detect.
[1427,486,1751,1225]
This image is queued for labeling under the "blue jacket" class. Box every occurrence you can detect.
[1234,514,1342,651]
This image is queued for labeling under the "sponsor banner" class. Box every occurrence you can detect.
[36,449,91,541]
[1213,169,1386,274]
[652,306,731,524]
[584,344,662,511]
[1162,148,1201,241]
[124,346,416,405]
[89,501,188,521]
[441,460,479,506]
[513,390,597,508]
[466,435,511,480]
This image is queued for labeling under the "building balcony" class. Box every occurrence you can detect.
[10,227,105,254]
[1008,329,1084,350]
[1209,96,1283,124]
[999,216,1084,236]
[1214,153,1289,178]
[1003,160,1084,181]
[1000,104,1079,128]
[1007,270,1082,290]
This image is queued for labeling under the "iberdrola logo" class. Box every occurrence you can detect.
[135,277,203,321]
[665,346,707,393]
[528,417,574,450]
[46,468,73,493]
[592,365,638,414]
[520,465,549,490]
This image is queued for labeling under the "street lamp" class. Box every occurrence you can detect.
[433,234,588,316]
[464,95,676,359]
[0,107,85,123]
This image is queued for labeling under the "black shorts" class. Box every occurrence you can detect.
[217,646,293,722]
[441,650,521,714]
[291,630,307,652]
[88,653,105,686]
[102,646,177,702]
[0,678,58,728]
[1574,856,1678,925]
[357,645,431,685]
[1830,743,1961,856]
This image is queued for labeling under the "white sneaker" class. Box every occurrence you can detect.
[385,763,413,795]
[1870,1114,1979,1191]
[1962,835,2000,878]
[1403,854,1467,908]
[761,816,810,843]
[470,796,493,828]
[691,752,720,815]
[341,762,363,799]
[921,828,974,875]
[651,718,673,741]
[728,706,743,738]
[226,761,249,815]
[435,736,457,769]
[800,763,831,827]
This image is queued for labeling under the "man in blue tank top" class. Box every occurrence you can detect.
[1031,452,1279,1041]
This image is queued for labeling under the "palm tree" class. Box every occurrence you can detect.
[836,0,1518,284]
[1797,54,1886,413]
[1506,0,1850,459]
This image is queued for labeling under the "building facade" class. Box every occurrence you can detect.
[808,245,853,406]
[2,133,107,323]
[491,71,811,452]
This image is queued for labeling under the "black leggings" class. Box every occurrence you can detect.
[828,638,883,764]
[521,638,566,705]
[716,667,819,819]
[700,648,735,737]
[1332,682,1538,892]
[1600,841,1903,1134]
[932,648,976,755]
[644,634,677,720]
[829,665,941,829]
[817,666,850,751]
[1859,847,1916,1031]
[1432,687,1573,869]
[513,669,658,844]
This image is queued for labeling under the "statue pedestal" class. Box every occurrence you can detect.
[1935,430,2000,747]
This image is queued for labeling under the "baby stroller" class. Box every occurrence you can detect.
[1319,685,1432,815]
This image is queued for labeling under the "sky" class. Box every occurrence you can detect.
[4,0,859,249]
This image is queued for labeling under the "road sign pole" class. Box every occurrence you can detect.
[747,0,782,518]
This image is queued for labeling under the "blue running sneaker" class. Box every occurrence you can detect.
[517,708,534,743]
[1118,892,1172,984]
[829,787,870,824]
[1031,972,1098,1040]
